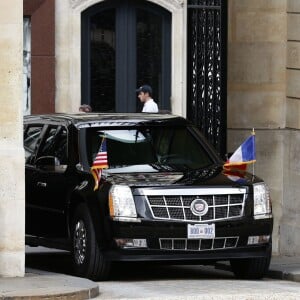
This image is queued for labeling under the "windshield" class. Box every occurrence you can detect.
[80,126,215,172]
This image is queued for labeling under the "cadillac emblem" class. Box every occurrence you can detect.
[190,198,209,216]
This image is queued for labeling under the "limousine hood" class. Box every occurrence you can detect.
[103,164,262,187]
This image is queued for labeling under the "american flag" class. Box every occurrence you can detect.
[91,137,108,190]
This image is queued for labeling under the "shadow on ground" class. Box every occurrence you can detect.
[25,248,234,281]
[26,249,74,275]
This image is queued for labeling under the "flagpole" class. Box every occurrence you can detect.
[252,128,255,176]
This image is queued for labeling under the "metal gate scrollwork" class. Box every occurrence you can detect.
[187,0,227,156]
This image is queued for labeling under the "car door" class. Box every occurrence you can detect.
[24,124,46,236]
[31,125,73,238]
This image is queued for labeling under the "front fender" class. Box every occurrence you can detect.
[67,179,112,250]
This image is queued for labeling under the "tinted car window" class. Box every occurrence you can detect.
[39,127,58,155]
[38,126,68,165]
[81,126,213,170]
[24,126,43,163]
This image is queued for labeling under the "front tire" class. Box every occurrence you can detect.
[71,204,110,280]
[230,244,272,279]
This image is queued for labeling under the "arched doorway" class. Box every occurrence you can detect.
[81,0,171,112]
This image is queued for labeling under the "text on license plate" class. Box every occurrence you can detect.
[187,224,215,239]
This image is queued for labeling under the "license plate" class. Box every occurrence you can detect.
[187,224,215,239]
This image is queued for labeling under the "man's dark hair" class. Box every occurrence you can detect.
[79,104,92,112]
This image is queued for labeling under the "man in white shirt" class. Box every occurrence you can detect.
[136,85,159,113]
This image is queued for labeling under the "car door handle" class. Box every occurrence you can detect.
[37,182,47,187]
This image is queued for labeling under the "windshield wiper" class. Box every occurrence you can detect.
[150,163,176,172]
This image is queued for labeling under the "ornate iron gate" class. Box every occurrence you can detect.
[187,0,227,156]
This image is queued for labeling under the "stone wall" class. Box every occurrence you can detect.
[280,0,300,255]
[227,0,287,254]
[287,0,300,128]
[0,1,25,276]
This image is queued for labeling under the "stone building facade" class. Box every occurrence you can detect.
[2,0,300,277]
[227,0,300,256]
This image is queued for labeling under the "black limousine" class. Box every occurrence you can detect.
[24,113,273,280]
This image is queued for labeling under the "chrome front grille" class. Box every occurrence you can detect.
[159,237,239,251]
[144,188,246,222]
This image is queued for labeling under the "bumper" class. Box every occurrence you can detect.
[104,217,273,262]
[104,244,271,262]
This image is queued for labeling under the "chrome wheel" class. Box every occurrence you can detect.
[73,220,87,265]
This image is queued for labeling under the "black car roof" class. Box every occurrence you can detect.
[24,113,189,128]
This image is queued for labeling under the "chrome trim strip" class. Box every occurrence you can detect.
[213,195,216,220]
[180,196,187,220]
[141,188,247,196]
[112,217,141,223]
[149,203,242,208]
[159,237,239,251]
[163,196,171,219]
[241,193,246,217]
[146,215,243,223]
[254,214,273,220]
[227,195,230,219]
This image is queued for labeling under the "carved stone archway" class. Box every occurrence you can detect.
[70,0,183,13]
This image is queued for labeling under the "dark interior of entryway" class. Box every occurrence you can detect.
[81,0,171,113]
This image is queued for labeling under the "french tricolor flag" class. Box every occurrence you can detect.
[224,132,256,170]
[223,169,247,184]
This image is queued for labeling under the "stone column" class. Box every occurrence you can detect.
[280,0,300,255]
[227,1,287,254]
[0,1,25,276]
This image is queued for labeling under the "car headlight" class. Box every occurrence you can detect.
[109,185,139,222]
[253,183,272,218]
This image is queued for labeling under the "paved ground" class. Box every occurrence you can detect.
[93,264,300,299]
[25,247,300,300]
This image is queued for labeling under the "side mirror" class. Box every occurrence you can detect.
[36,156,59,168]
